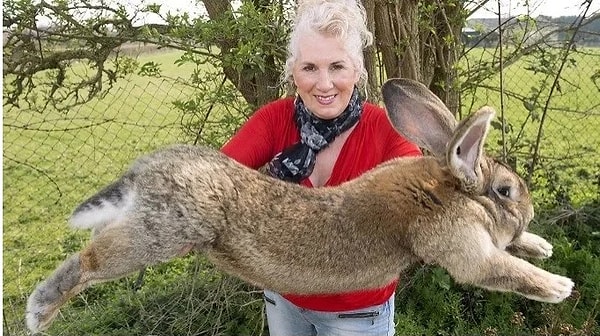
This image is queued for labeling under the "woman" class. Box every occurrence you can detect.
[221,0,421,335]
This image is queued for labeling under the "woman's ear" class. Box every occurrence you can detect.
[353,68,361,84]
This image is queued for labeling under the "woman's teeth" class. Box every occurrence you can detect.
[316,95,335,104]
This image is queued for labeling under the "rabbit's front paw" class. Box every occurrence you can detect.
[526,273,574,303]
[526,233,553,258]
[511,232,553,259]
[546,274,574,303]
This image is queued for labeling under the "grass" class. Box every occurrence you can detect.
[3,48,600,335]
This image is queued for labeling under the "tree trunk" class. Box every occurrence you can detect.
[203,0,282,109]
[362,0,379,101]
[369,0,464,115]
[428,0,463,115]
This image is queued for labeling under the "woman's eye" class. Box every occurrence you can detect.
[496,186,511,197]
[302,65,316,72]
[331,64,345,71]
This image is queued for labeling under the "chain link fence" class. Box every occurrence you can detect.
[3,55,205,334]
[3,44,600,335]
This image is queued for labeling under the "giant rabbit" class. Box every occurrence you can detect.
[26,78,573,333]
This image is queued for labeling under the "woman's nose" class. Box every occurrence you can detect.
[315,70,334,91]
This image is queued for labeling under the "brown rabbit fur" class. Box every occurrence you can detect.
[26,78,573,333]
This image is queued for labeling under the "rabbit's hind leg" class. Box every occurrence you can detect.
[26,253,87,333]
[26,225,160,333]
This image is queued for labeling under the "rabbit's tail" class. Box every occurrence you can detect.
[69,178,134,230]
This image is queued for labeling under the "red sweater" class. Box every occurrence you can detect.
[221,97,421,311]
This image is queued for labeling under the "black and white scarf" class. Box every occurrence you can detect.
[267,86,363,183]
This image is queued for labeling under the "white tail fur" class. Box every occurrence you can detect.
[69,182,135,230]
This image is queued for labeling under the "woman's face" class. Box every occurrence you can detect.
[292,31,360,120]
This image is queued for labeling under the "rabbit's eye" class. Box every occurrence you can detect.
[496,186,511,197]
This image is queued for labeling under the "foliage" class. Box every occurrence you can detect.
[3,0,139,109]
[161,0,293,145]
[392,196,600,336]
[2,0,292,110]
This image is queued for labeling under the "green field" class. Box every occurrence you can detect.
[3,49,599,335]
[3,50,206,334]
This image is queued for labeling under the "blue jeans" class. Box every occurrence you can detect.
[263,290,395,336]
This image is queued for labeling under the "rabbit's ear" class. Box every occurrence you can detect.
[382,78,458,157]
[446,106,495,192]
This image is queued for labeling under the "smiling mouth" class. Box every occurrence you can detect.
[316,94,336,104]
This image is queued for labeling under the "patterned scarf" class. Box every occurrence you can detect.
[267,86,363,183]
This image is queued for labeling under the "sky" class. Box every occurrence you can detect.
[470,0,599,18]
[30,0,600,28]
[142,0,600,18]
[139,0,599,23]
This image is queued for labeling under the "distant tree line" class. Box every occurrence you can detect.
[546,14,600,45]
[464,13,600,48]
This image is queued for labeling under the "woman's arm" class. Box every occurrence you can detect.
[221,98,295,169]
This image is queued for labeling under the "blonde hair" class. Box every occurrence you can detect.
[284,0,373,90]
